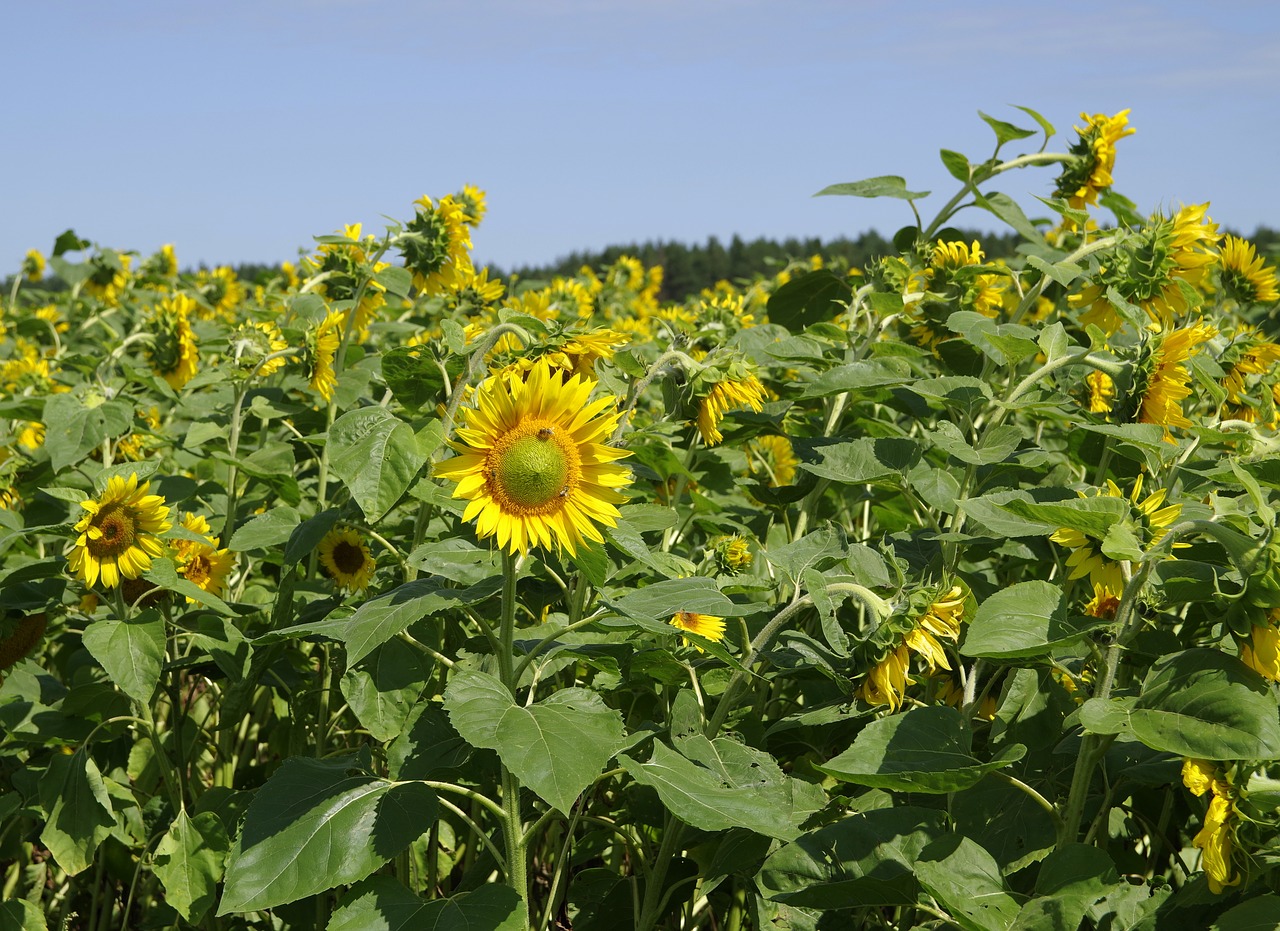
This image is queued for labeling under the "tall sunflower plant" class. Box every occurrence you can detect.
[4,108,1280,930]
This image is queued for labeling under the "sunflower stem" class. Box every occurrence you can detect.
[497,548,530,924]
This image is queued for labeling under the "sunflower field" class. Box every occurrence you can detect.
[6,105,1280,930]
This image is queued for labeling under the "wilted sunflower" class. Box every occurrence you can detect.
[1182,759,1241,894]
[146,293,199,390]
[697,375,767,446]
[68,473,172,589]
[434,360,633,556]
[172,513,234,601]
[304,310,345,402]
[1220,236,1279,306]
[318,526,376,592]
[1053,109,1134,211]
[669,611,726,650]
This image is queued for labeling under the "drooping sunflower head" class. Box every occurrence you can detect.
[400,194,474,295]
[669,611,727,651]
[434,360,633,556]
[693,361,768,447]
[1220,235,1280,307]
[1053,109,1134,211]
[1129,321,1217,433]
[453,185,488,227]
[193,266,245,321]
[318,526,376,593]
[83,250,133,306]
[231,320,290,378]
[146,293,200,390]
[304,310,346,403]
[21,249,45,283]
[747,434,798,487]
[67,473,172,589]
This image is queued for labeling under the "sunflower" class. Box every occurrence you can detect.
[697,375,767,446]
[231,321,290,378]
[318,526,376,592]
[305,310,345,402]
[401,194,473,295]
[1085,370,1115,415]
[17,421,44,451]
[1240,610,1280,680]
[147,293,200,390]
[172,513,234,601]
[22,249,45,283]
[1218,326,1280,406]
[1050,475,1182,591]
[193,266,245,321]
[904,240,1005,349]
[434,360,633,556]
[1182,759,1241,894]
[68,473,172,589]
[670,611,726,650]
[0,611,47,670]
[454,185,488,227]
[859,585,967,712]
[747,434,799,486]
[1135,322,1216,432]
[1053,109,1134,211]
[1220,236,1279,306]
[712,535,753,575]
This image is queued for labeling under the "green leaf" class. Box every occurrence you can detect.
[926,421,1021,466]
[756,807,945,908]
[605,577,758,625]
[228,506,302,552]
[978,110,1036,146]
[374,266,413,299]
[1026,254,1084,288]
[820,706,1025,792]
[1099,520,1144,562]
[1126,649,1280,760]
[903,376,993,414]
[81,611,166,703]
[381,346,445,414]
[341,637,432,742]
[974,191,1042,242]
[153,810,230,924]
[940,149,970,182]
[38,748,116,876]
[796,360,911,399]
[999,496,1129,538]
[1013,105,1056,140]
[963,581,1107,660]
[329,408,430,522]
[914,835,1020,931]
[328,877,523,931]
[618,740,823,841]
[218,755,437,914]
[444,671,625,813]
[800,437,920,485]
[1010,845,1119,931]
[766,270,853,332]
[52,228,89,256]
[814,176,930,200]
[0,901,47,931]
[1210,894,1280,930]
[43,394,131,472]
[262,576,502,666]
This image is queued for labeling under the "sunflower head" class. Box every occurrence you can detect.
[21,249,45,283]
[146,293,200,390]
[1053,109,1134,211]
[400,195,474,295]
[669,612,726,651]
[318,526,376,593]
[453,185,488,227]
[0,611,47,670]
[711,535,754,575]
[434,360,633,556]
[1220,236,1280,306]
[304,310,346,403]
[67,473,172,589]
[193,266,245,321]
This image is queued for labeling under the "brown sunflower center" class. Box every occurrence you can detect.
[332,540,366,574]
[90,504,136,558]
[487,418,580,514]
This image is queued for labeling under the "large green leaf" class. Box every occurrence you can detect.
[820,706,1025,793]
[1209,895,1280,930]
[153,810,230,924]
[963,581,1108,660]
[1082,649,1280,760]
[999,496,1129,538]
[756,807,945,908]
[796,360,910,399]
[0,901,46,931]
[38,748,116,876]
[261,576,501,665]
[329,407,431,522]
[766,270,854,332]
[1010,845,1119,931]
[218,756,437,914]
[800,437,921,485]
[380,347,447,414]
[81,610,166,703]
[444,671,625,814]
[618,741,824,841]
[328,877,523,931]
[914,835,1021,931]
[42,393,131,472]
[341,636,432,742]
[604,577,759,627]
[814,176,930,200]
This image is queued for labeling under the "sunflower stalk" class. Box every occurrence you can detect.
[497,549,531,924]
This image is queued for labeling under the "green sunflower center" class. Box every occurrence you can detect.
[495,428,571,509]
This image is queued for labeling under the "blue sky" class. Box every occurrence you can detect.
[6,1,1280,274]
